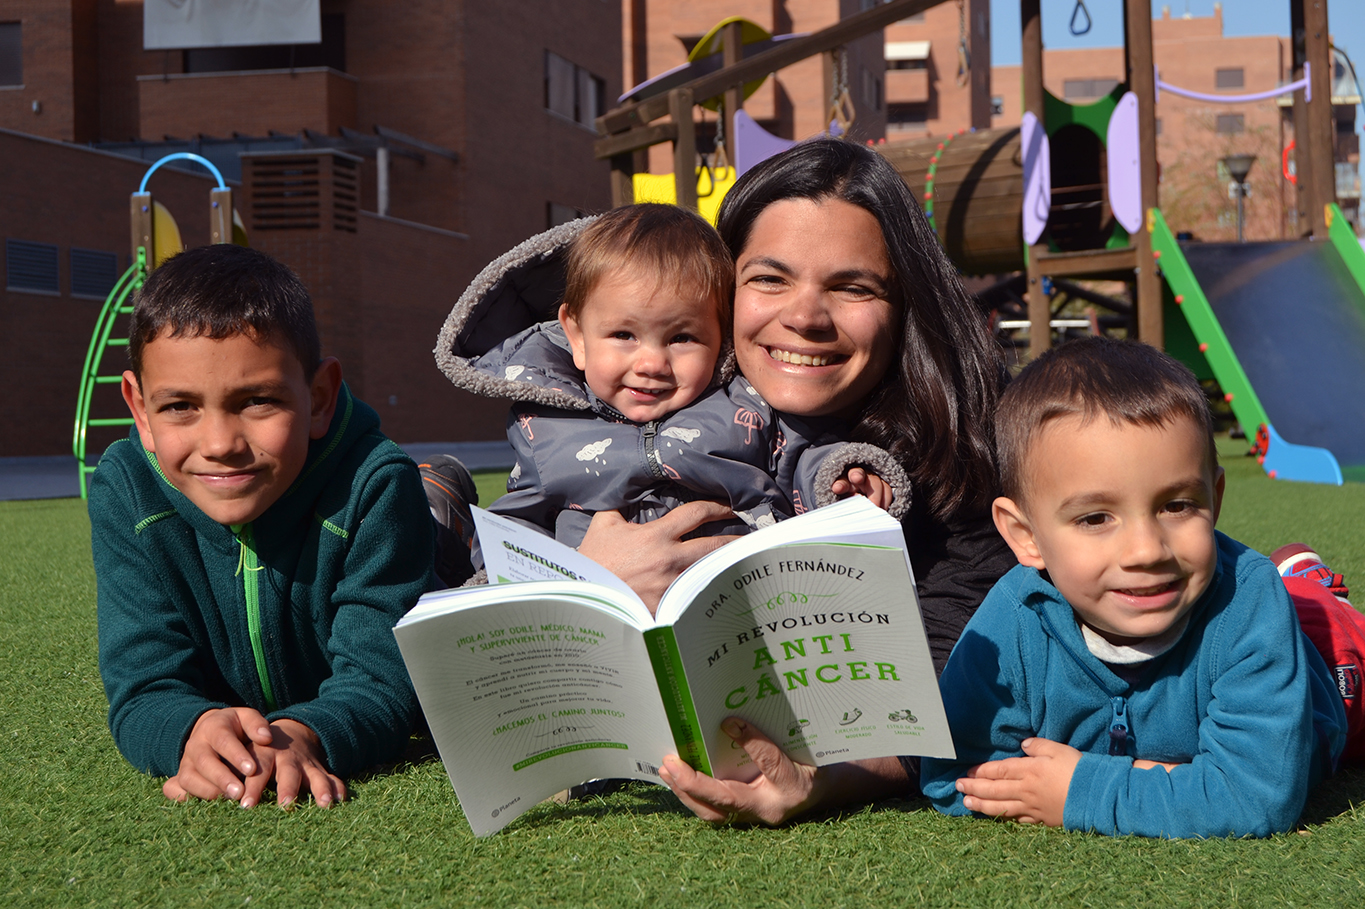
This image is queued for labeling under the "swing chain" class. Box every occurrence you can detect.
[828,46,856,135]
[956,0,971,87]
[712,101,730,174]
[1070,0,1092,36]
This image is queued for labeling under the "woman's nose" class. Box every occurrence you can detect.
[780,285,835,334]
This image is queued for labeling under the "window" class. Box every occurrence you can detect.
[1155,117,1163,136]
[990,95,1004,116]
[545,51,605,129]
[182,14,346,73]
[1215,68,1244,90]
[887,103,929,127]
[6,239,59,294]
[862,67,881,111]
[1063,78,1119,100]
[0,22,21,87]
[1216,114,1245,134]
[70,248,119,299]
[885,40,930,70]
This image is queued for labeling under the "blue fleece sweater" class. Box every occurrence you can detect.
[92,386,435,778]
[921,532,1346,838]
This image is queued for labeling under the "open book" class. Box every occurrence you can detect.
[393,496,954,836]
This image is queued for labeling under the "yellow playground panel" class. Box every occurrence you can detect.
[632,167,736,225]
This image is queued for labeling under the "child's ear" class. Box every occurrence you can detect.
[558,303,588,372]
[121,371,158,454]
[992,496,1046,570]
[308,357,344,440]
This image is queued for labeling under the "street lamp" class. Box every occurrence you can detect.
[1222,154,1256,242]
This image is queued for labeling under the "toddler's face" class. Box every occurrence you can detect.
[993,414,1224,645]
[560,268,723,423]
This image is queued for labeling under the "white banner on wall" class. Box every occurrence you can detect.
[144,0,321,50]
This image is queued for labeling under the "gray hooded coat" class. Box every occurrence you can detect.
[434,218,909,547]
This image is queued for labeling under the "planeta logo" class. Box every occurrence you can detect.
[1335,663,1360,702]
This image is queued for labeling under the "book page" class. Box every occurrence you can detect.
[473,506,639,599]
[667,538,955,780]
[394,584,672,836]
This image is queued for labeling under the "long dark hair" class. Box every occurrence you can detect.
[716,138,1006,518]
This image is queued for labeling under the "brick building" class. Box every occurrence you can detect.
[0,0,620,457]
[882,0,991,138]
[990,5,1360,240]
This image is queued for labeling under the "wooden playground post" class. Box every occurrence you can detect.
[1291,0,1335,238]
[209,188,233,245]
[1021,0,1050,359]
[130,192,154,267]
[671,87,698,211]
[1125,0,1162,348]
[722,19,744,151]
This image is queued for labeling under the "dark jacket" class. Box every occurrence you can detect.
[91,386,435,777]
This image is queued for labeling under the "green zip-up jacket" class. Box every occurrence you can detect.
[91,385,435,778]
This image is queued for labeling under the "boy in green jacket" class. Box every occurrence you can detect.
[92,244,435,808]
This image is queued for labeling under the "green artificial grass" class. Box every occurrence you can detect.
[5,439,1365,907]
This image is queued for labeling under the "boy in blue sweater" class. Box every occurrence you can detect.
[93,245,434,809]
[920,337,1348,837]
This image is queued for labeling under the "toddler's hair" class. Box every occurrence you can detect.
[129,244,321,380]
[996,336,1217,501]
[561,203,733,329]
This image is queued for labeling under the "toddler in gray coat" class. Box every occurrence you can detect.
[435,204,908,553]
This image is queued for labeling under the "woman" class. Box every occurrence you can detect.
[575,137,1016,824]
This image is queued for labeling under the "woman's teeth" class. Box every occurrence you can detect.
[769,348,832,367]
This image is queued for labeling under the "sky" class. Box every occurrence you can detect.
[990,0,1365,69]
[988,0,1365,136]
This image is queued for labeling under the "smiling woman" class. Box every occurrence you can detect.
[574,139,1018,827]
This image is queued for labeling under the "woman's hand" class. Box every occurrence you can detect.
[658,717,911,826]
[577,500,739,613]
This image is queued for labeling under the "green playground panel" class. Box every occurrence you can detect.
[1147,207,1272,437]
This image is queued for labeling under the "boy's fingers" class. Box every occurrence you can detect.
[275,759,303,808]
[233,707,274,746]
[239,757,272,809]
[162,776,190,802]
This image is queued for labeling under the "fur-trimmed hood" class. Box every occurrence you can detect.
[434,217,736,411]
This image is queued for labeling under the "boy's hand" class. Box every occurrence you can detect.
[238,719,346,809]
[164,708,344,808]
[164,707,274,804]
[829,468,893,510]
[955,737,1081,827]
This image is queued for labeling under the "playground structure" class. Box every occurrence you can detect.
[72,153,244,498]
[593,0,1360,484]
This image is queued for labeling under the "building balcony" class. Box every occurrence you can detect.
[885,68,931,105]
[138,67,357,141]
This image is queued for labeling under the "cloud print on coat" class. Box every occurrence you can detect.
[576,439,613,461]
[661,427,701,443]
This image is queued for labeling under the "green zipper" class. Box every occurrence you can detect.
[234,523,278,712]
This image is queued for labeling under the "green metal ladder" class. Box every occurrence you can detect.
[73,249,145,499]
[73,152,234,499]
